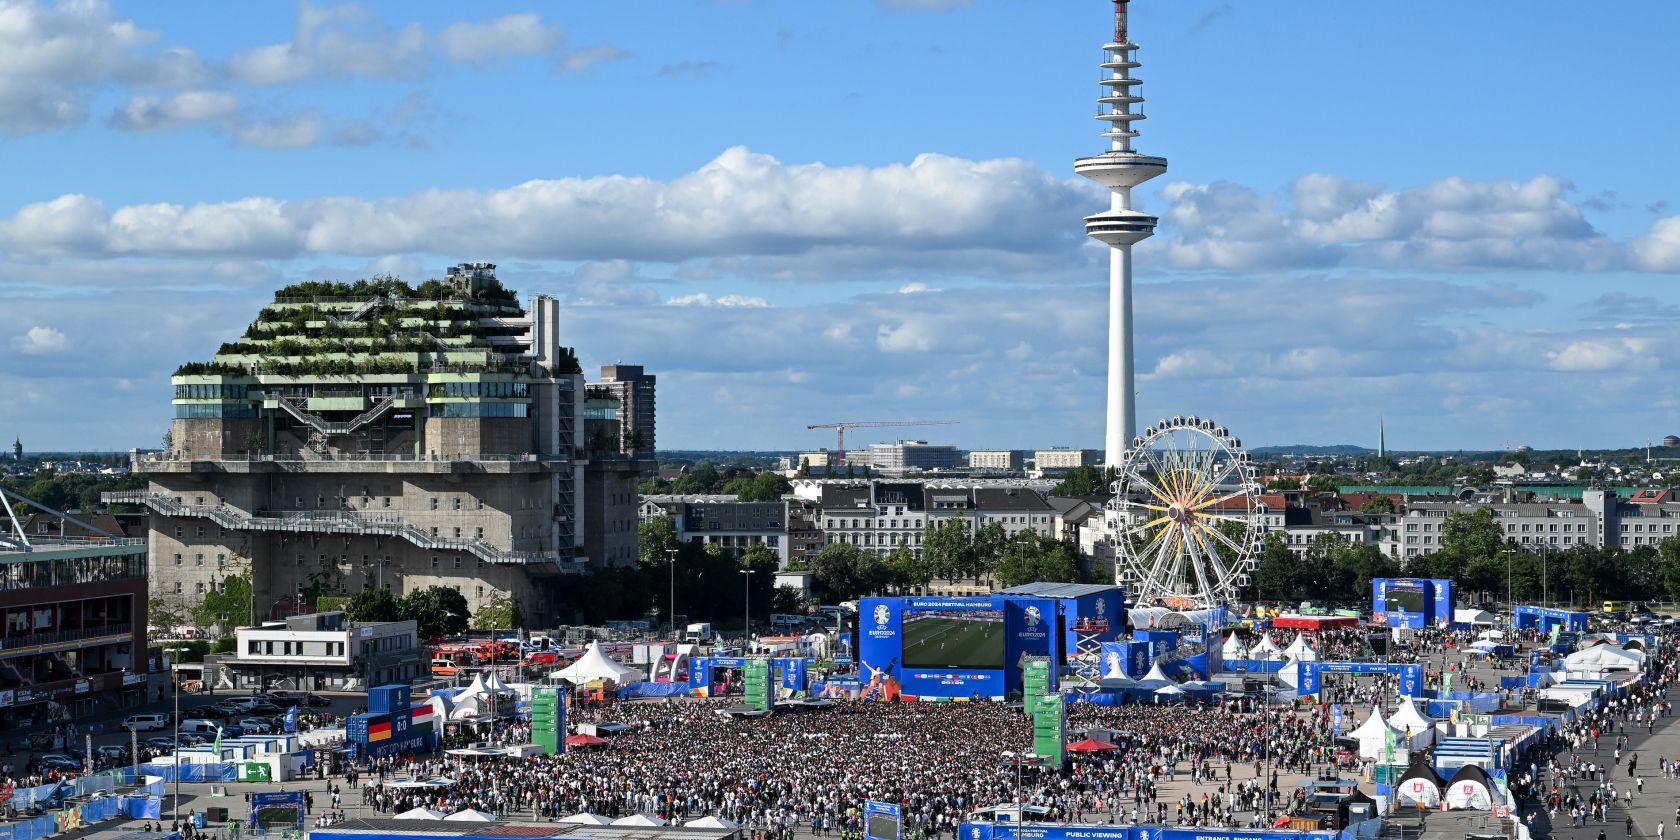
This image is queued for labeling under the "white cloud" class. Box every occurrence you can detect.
[1547,338,1658,372]
[897,282,938,294]
[665,292,768,308]
[108,89,237,132]
[439,13,563,65]
[231,111,324,149]
[227,4,426,85]
[11,325,68,355]
[1158,173,1623,272]
[0,147,1090,265]
[557,44,628,74]
[1628,216,1680,272]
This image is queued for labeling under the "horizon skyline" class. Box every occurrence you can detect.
[3,1,1679,453]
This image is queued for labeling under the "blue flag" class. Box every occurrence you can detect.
[283,706,297,733]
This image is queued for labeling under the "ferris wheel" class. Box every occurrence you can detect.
[1110,416,1263,608]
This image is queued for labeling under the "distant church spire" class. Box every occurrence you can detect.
[1378,418,1385,461]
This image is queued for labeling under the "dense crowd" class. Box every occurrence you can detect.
[349,694,1354,836]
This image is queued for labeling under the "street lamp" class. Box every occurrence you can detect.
[164,646,189,825]
[1001,751,1039,806]
[740,568,752,651]
[666,548,678,638]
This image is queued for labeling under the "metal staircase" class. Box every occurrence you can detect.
[271,393,401,437]
[103,491,568,570]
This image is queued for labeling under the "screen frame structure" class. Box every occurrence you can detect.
[899,607,1005,669]
[865,801,902,840]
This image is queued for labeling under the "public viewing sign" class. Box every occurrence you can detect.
[865,801,901,840]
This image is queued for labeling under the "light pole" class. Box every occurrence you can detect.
[164,646,188,826]
[740,568,752,651]
[1002,751,1039,806]
[666,548,678,638]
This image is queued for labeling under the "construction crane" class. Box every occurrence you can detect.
[805,420,960,466]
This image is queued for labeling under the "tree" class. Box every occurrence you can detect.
[472,593,524,630]
[1050,466,1112,497]
[809,543,888,602]
[1269,477,1301,491]
[401,586,471,638]
[992,531,1081,588]
[345,587,403,623]
[1305,474,1340,493]
[192,574,253,628]
[885,546,927,593]
[1358,495,1395,514]
[1250,533,1298,602]
[148,599,186,631]
[922,519,973,581]
[741,542,782,622]
[1659,536,1680,603]
[730,472,791,503]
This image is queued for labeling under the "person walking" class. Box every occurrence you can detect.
[1629,817,1636,838]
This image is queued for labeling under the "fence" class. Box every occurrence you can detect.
[0,796,121,840]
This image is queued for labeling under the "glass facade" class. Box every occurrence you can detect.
[432,402,529,418]
[175,403,259,419]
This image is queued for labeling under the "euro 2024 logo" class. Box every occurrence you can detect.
[873,604,891,628]
[1024,606,1042,627]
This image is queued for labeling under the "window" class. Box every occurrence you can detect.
[475,527,484,540]
[174,526,183,539]
[431,557,439,569]
[453,558,462,569]
[477,498,486,510]
[476,586,485,597]
[453,527,462,539]
[174,581,182,594]
[217,553,226,569]
[195,582,205,594]
[430,498,440,510]
[195,553,204,566]
[174,554,183,566]
[196,526,205,538]
[296,497,305,508]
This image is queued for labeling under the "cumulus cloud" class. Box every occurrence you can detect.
[556,44,628,74]
[665,292,769,308]
[1628,216,1680,272]
[439,13,564,65]
[227,4,426,84]
[1547,338,1658,372]
[1158,173,1624,272]
[0,147,1090,265]
[108,89,237,132]
[10,326,68,355]
[230,111,325,149]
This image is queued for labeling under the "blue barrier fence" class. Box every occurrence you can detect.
[617,681,691,698]
[0,796,122,840]
[137,762,238,783]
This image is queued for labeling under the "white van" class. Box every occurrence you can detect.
[179,719,222,735]
[123,713,169,732]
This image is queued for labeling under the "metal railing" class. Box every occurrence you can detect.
[271,392,399,436]
[103,492,564,568]
[0,623,134,648]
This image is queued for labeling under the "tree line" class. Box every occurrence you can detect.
[800,519,1092,603]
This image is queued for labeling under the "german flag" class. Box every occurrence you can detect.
[368,719,393,742]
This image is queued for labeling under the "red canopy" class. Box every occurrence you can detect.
[1066,738,1118,753]
[1270,614,1358,631]
[565,733,610,747]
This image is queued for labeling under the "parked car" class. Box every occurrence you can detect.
[174,731,209,746]
[37,754,81,771]
[123,713,170,731]
[244,702,283,715]
[306,693,332,707]
[141,737,176,751]
[95,745,130,763]
[238,717,273,734]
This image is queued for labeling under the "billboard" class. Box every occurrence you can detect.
[1373,578,1453,629]
[865,801,902,840]
[857,595,1062,700]
[1297,661,1423,698]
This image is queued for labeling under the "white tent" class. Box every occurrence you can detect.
[457,672,489,699]
[1564,645,1643,673]
[553,641,645,684]
[444,809,497,822]
[395,808,445,821]
[1394,764,1444,808]
[1154,684,1185,696]
[482,671,513,693]
[1387,697,1437,748]
[1443,765,1500,810]
[1220,633,1248,661]
[1136,662,1175,689]
[1348,710,1404,760]
[686,816,741,830]
[561,814,614,825]
[1276,656,1300,689]
[612,814,668,827]
[1284,634,1318,662]
[1454,608,1497,626]
[448,692,482,720]
[1249,635,1284,660]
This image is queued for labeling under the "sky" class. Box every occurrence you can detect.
[2,0,1679,454]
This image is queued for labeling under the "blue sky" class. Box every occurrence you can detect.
[2,0,1678,453]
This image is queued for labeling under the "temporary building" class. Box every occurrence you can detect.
[1394,759,1445,808]
[553,641,645,684]
[561,814,614,825]
[1348,710,1404,761]
[1136,662,1175,689]
[1442,764,1499,810]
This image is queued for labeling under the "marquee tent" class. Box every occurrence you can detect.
[1136,663,1175,689]
[443,810,497,822]
[565,733,610,748]
[1454,609,1497,626]
[686,817,740,830]
[395,808,445,821]
[1249,635,1284,660]
[1067,738,1119,753]
[553,641,645,684]
[1443,764,1499,810]
[1221,633,1248,660]
[561,814,613,825]
[1386,697,1438,748]
[1394,760,1445,808]
[1284,634,1318,662]
[1348,710,1404,761]
[1564,645,1643,673]
[1277,657,1301,689]
[613,815,667,827]
[482,671,513,693]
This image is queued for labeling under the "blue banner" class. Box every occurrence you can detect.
[283,706,298,733]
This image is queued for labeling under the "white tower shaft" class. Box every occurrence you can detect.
[1075,0,1167,470]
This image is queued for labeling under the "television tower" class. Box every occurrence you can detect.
[1076,0,1166,469]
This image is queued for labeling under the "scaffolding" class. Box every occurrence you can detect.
[1067,617,1109,695]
